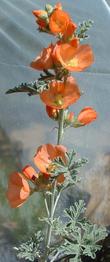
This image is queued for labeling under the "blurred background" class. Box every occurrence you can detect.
[0,0,110,261]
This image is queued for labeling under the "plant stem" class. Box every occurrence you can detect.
[43,109,65,261]
[43,181,56,261]
[44,193,50,218]
[50,251,60,262]
[52,189,62,216]
[46,181,57,248]
[57,109,65,145]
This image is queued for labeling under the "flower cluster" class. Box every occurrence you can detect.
[6,3,107,262]
[30,2,96,127]
[7,144,67,207]
[7,2,97,208]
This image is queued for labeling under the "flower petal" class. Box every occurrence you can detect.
[6,172,30,208]
[49,9,70,35]
[54,42,94,72]
[22,165,39,180]
[34,144,67,174]
[40,76,81,109]
[30,44,54,71]
[78,107,97,125]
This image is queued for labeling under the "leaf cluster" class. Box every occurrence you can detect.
[14,202,107,262]
[14,231,43,261]
[6,79,49,96]
[6,70,55,96]
[51,200,107,262]
[75,20,94,40]
[51,150,88,188]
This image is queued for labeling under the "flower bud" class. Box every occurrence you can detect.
[32,10,48,30]
[45,4,54,15]
[32,10,48,19]
[64,111,74,127]
[46,106,59,120]
[67,112,74,122]
[73,107,97,127]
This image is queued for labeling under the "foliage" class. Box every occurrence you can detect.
[15,231,43,261]
[51,200,108,262]
[6,70,55,96]
[75,20,94,40]
[15,201,107,262]
[51,150,88,188]
[6,80,49,96]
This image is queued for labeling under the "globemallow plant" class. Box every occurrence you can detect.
[6,2,107,262]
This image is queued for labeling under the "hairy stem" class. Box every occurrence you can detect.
[44,193,50,218]
[43,109,65,261]
[57,109,65,145]
[46,181,57,249]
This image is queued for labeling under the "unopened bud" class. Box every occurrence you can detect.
[64,112,74,127]
[33,10,48,19]
[46,106,59,120]
[45,4,54,15]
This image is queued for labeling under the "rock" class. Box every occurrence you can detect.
[0,228,19,262]
[83,153,110,225]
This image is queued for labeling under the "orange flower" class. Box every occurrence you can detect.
[6,172,30,208]
[49,9,70,35]
[46,105,59,120]
[40,76,81,109]
[53,39,94,72]
[34,144,67,175]
[77,107,97,126]
[63,20,77,41]
[30,44,54,71]
[54,2,77,39]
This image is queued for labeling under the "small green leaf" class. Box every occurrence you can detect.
[6,80,49,96]
[15,231,43,261]
[52,201,107,262]
[75,20,94,40]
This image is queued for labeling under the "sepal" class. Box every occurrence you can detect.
[45,4,54,15]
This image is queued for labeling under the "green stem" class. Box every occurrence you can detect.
[57,109,65,145]
[43,109,65,261]
[46,181,57,246]
[44,193,50,218]
[43,181,57,261]
[51,251,60,262]
[52,189,62,216]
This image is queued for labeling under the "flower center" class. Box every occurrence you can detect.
[67,58,78,67]
[47,163,56,173]
[54,94,63,106]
